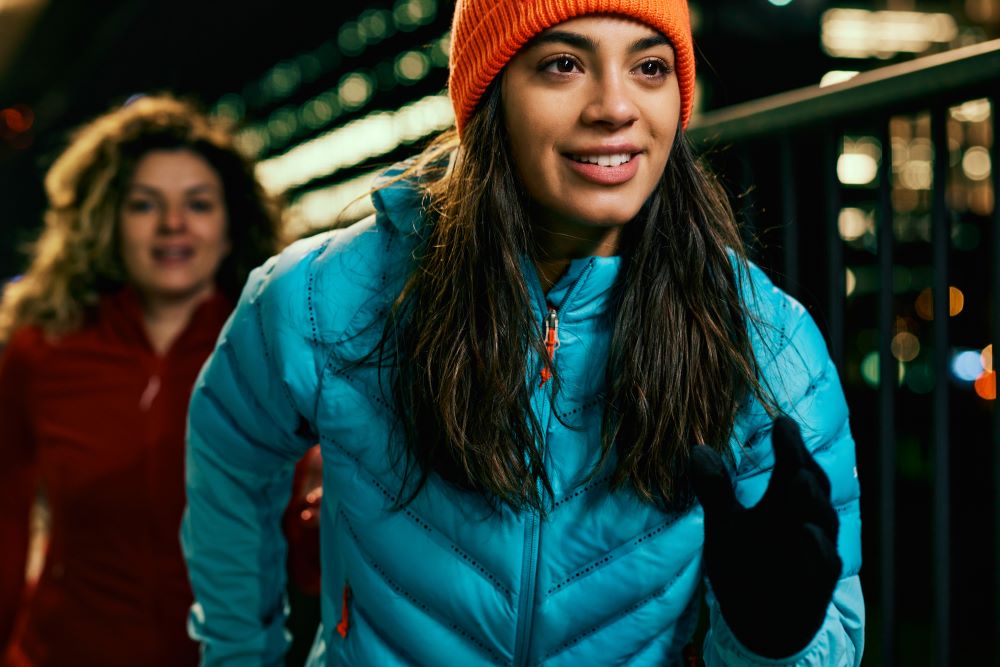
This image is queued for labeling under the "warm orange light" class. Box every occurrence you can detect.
[915,289,933,320]
[950,287,964,316]
[891,332,920,362]
[1,106,33,133]
[975,371,996,400]
[914,286,965,320]
[984,345,994,373]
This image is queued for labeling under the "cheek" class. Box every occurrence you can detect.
[196,209,230,244]
[117,217,146,258]
[209,213,232,258]
[645,119,680,175]
[506,113,562,201]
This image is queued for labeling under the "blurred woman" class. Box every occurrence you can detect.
[0,95,279,667]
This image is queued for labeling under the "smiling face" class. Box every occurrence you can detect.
[119,149,230,307]
[501,15,681,256]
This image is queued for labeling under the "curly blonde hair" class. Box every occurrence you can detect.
[0,94,281,342]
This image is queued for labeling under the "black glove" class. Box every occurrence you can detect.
[690,416,841,658]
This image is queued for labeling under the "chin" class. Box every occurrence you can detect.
[570,205,644,228]
[143,282,214,302]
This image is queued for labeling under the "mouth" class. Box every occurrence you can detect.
[151,246,194,262]
[568,152,638,168]
[562,150,642,186]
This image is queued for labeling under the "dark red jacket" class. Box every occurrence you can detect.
[0,288,231,667]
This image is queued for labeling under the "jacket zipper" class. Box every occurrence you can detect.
[514,258,595,666]
[513,509,541,666]
[538,307,559,387]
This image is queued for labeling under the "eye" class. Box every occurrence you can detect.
[542,56,581,75]
[637,59,671,78]
[188,199,217,213]
[125,199,155,213]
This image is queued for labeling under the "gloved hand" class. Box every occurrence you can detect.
[690,416,841,659]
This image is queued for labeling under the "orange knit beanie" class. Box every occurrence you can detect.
[448,0,696,134]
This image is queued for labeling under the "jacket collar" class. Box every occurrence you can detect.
[373,163,622,323]
[98,285,232,353]
[524,255,621,324]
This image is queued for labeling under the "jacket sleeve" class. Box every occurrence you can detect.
[703,267,865,666]
[181,243,321,666]
[0,331,39,650]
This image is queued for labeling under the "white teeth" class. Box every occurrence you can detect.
[573,153,632,167]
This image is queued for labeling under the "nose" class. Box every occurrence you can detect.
[157,203,187,234]
[581,70,639,130]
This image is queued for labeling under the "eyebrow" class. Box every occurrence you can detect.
[127,183,220,196]
[526,30,672,54]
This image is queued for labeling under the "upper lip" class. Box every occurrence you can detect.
[564,144,642,156]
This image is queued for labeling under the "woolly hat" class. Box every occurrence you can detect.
[448,0,696,135]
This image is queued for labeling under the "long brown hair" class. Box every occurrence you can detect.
[0,95,281,342]
[381,80,773,512]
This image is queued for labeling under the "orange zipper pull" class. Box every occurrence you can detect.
[336,583,351,638]
[539,306,559,387]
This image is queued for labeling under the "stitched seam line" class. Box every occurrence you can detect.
[306,237,332,343]
[332,234,398,348]
[549,474,612,514]
[346,602,416,664]
[543,550,698,661]
[322,434,511,598]
[555,396,603,421]
[252,298,299,416]
[546,512,685,596]
[339,509,505,665]
[325,362,399,421]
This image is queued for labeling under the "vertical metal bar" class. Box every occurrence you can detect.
[780,135,799,296]
[991,93,1000,667]
[824,128,845,372]
[876,119,896,667]
[930,105,951,667]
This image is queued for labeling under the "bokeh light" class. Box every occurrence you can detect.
[838,154,878,184]
[1,106,34,133]
[950,98,991,123]
[822,9,958,59]
[395,51,430,83]
[359,9,391,41]
[338,22,365,56]
[891,332,921,362]
[846,267,857,297]
[975,371,997,400]
[961,146,991,181]
[838,207,872,241]
[861,351,905,388]
[914,286,964,320]
[952,349,984,382]
[338,73,374,110]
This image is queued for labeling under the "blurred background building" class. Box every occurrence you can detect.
[1,1,998,665]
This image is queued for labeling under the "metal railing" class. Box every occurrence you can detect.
[688,40,1000,667]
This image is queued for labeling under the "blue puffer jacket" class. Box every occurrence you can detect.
[181,172,864,666]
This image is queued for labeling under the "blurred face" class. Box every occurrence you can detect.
[501,15,681,253]
[119,149,230,306]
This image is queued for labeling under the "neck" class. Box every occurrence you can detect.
[140,286,214,355]
[531,215,620,292]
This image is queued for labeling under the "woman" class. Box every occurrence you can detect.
[183,1,864,664]
[0,95,279,667]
